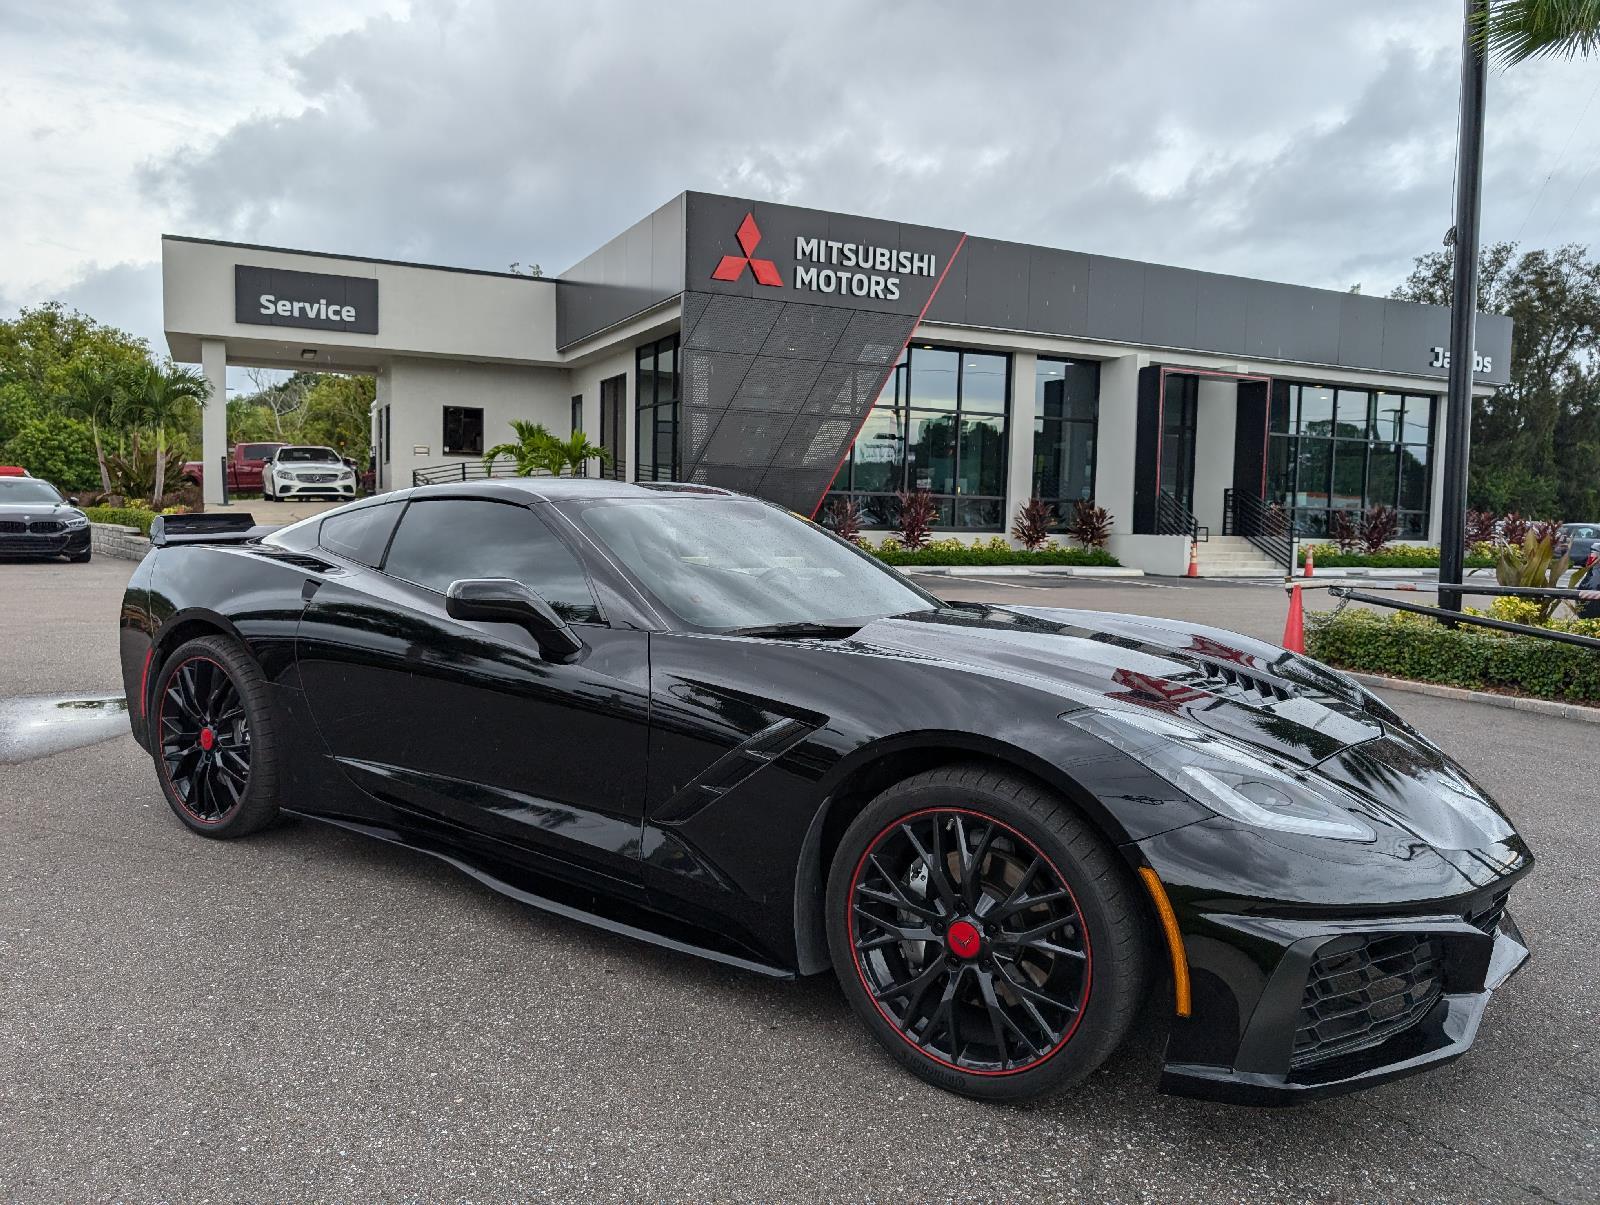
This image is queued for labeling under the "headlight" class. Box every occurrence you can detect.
[63,513,88,529]
[1066,708,1376,842]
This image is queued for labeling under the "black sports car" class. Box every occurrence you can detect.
[118,481,1532,1105]
[0,476,92,561]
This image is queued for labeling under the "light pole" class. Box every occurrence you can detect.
[1439,0,1490,612]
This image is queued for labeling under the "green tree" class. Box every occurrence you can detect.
[1474,0,1600,65]
[484,420,563,476]
[298,374,375,462]
[1392,241,1600,519]
[0,381,42,447]
[1,417,100,492]
[0,302,147,399]
[57,354,128,495]
[116,362,212,506]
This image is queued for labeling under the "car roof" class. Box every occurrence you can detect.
[399,478,741,504]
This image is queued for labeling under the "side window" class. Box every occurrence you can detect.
[382,499,601,623]
[317,501,402,567]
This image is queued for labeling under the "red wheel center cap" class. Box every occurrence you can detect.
[946,920,982,959]
[199,727,215,751]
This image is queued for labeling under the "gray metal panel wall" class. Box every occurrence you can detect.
[678,290,921,514]
[556,195,685,348]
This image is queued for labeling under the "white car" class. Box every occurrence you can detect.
[263,446,358,502]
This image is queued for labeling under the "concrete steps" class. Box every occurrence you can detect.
[1192,536,1286,578]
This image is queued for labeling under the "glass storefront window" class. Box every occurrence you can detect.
[826,344,1011,530]
[635,334,679,481]
[1267,381,1436,540]
[1031,359,1100,522]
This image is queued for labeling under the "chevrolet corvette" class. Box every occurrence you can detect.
[118,480,1532,1105]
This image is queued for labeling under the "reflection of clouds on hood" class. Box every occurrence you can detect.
[5,0,1599,349]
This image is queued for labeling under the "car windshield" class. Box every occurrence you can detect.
[0,478,64,505]
[277,447,339,463]
[242,444,281,461]
[571,496,940,631]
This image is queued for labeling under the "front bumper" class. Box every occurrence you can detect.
[0,526,90,557]
[1134,818,1532,1106]
[273,480,356,499]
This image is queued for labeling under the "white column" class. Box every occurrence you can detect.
[624,368,638,482]
[1004,353,1037,544]
[200,339,227,507]
[1094,353,1146,535]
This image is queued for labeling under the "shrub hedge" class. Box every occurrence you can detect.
[866,536,1119,567]
[83,506,157,535]
[1295,542,1496,569]
[1306,608,1600,703]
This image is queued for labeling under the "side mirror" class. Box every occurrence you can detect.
[445,578,585,662]
[67,497,79,506]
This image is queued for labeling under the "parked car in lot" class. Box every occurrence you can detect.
[118,480,1532,1105]
[182,442,286,495]
[1553,523,1600,566]
[263,445,357,501]
[0,465,33,477]
[0,476,92,561]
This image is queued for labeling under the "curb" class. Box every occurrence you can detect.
[1348,671,1600,724]
[900,565,1144,578]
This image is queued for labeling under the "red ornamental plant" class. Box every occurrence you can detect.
[1500,512,1530,547]
[1358,505,1399,554]
[1465,509,1498,546]
[1530,518,1563,547]
[823,496,863,544]
[895,489,938,550]
[1328,510,1360,553]
[1066,499,1113,550]
[1011,497,1058,551]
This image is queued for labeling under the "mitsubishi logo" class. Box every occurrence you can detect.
[711,213,783,286]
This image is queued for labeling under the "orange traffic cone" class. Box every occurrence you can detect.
[1187,536,1199,578]
[1283,585,1305,653]
[1302,543,1315,578]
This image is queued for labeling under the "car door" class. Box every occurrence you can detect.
[295,494,651,893]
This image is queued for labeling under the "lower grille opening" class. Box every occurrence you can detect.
[1466,888,1510,935]
[1291,933,1443,1070]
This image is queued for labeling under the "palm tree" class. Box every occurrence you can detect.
[58,356,123,496]
[483,421,613,477]
[116,362,211,506]
[547,429,613,477]
[1474,0,1600,65]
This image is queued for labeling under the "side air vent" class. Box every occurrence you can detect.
[1200,661,1293,703]
[654,717,818,824]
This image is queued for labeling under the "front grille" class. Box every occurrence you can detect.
[1291,933,1443,1069]
[29,520,65,534]
[1466,888,1510,934]
[300,473,337,483]
[0,520,23,533]
[0,534,66,550]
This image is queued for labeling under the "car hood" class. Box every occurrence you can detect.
[0,501,79,519]
[837,603,1520,854]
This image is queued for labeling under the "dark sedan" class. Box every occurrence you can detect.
[0,476,92,561]
[1554,523,1600,566]
[117,480,1532,1106]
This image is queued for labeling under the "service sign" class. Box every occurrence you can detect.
[235,265,379,334]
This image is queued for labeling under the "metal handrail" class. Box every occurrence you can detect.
[1224,488,1294,570]
[411,460,538,486]
[1154,490,1207,542]
[1328,585,1600,651]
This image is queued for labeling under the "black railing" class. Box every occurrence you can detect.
[1224,488,1294,571]
[412,460,535,487]
[1327,583,1600,651]
[1154,490,1207,542]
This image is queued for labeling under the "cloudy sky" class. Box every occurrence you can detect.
[3,0,1598,355]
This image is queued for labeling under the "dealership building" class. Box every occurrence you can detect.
[161,191,1511,573]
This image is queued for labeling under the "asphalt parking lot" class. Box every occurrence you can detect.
[1,559,1595,1201]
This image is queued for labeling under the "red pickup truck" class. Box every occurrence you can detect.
[182,442,286,494]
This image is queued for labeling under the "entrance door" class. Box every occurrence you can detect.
[1160,373,1198,512]
[599,375,627,481]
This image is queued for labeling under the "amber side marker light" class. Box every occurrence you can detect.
[1138,867,1192,1017]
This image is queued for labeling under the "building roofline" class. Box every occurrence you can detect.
[160,234,552,282]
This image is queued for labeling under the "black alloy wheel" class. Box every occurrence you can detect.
[848,808,1092,1074]
[150,634,281,837]
[827,765,1147,1102]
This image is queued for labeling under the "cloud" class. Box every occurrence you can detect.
[4,0,1598,348]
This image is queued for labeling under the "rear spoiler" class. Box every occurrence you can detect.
[149,512,278,547]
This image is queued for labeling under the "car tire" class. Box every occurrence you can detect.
[148,634,281,839]
[825,763,1149,1103]
[68,548,91,563]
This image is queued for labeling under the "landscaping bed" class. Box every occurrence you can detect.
[1307,607,1600,703]
[865,538,1119,568]
[1296,543,1496,570]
